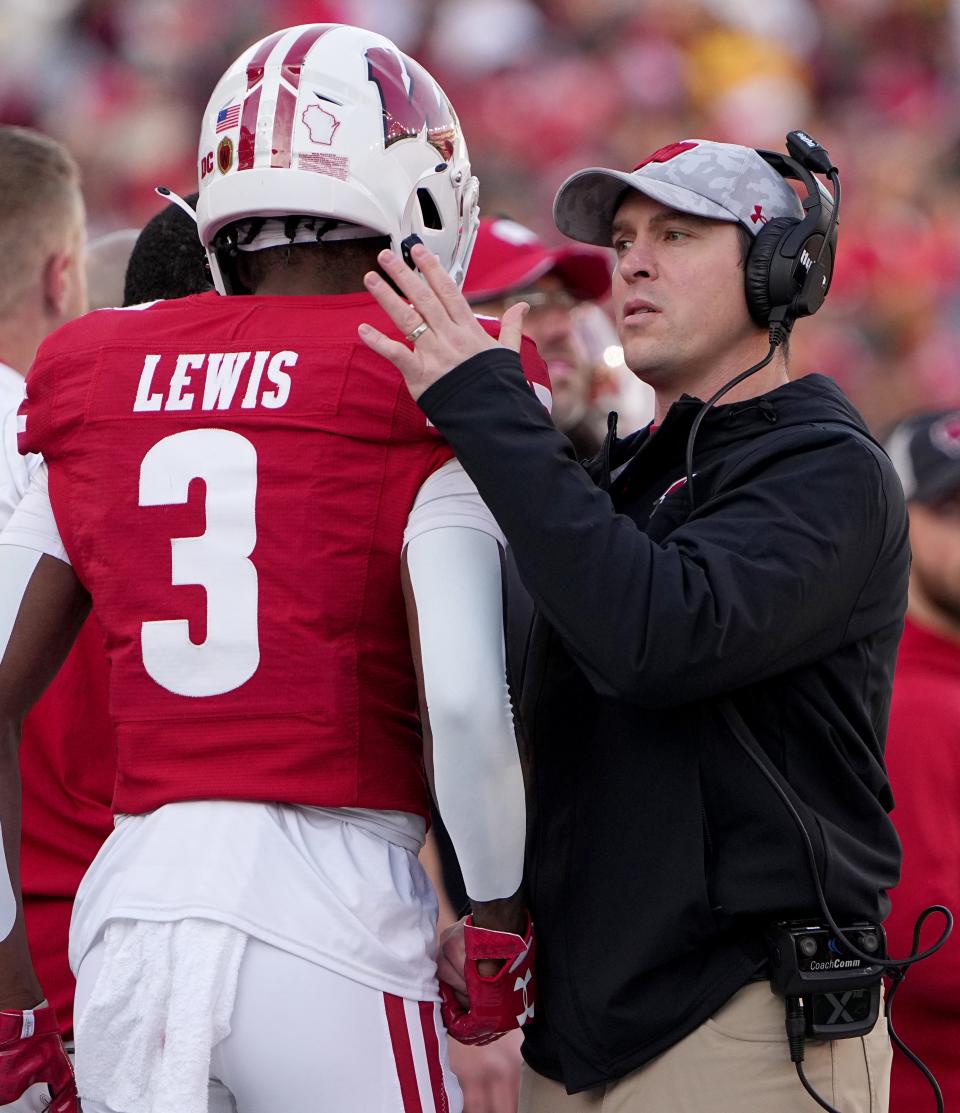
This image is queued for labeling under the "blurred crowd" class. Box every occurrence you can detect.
[3,0,960,433]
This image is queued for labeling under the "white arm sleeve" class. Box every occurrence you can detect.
[0,817,14,939]
[0,544,43,942]
[0,462,70,564]
[405,464,524,904]
[404,458,506,547]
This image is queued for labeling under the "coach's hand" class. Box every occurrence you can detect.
[358,244,527,400]
[0,1005,78,1112]
[440,916,536,1047]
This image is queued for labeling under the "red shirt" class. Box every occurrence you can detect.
[20,292,548,821]
[885,616,960,1110]
[20,614,115,1040]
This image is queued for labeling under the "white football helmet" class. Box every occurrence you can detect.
[196,23,479,293]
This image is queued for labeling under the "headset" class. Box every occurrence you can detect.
[744,131,840,332]
[685,130,840,506]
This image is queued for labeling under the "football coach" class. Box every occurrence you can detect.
[360,134,907,1113]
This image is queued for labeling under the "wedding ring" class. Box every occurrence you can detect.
[405,321,430,343]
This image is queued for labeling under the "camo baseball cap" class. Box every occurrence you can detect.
[553,139,804,247]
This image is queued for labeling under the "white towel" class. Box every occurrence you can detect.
[75,918,247,1113]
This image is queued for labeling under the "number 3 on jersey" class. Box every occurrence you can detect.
[139,428,260,697]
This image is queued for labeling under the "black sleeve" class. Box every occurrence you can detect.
[418,350,901,707]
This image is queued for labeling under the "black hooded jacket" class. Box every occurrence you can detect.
[417,353,908,1093]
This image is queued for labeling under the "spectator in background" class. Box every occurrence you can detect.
[567,300,656,439]
[465,217,611,458]
[883,411,960,1113]
[0,122,91,1111]
[123,192,211,306]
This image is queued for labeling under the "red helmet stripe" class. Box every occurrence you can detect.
[269,26,333,169]
[280,25,331,89]
[245,29,286,91]
[237,86,261,171]
[236,29,286,171]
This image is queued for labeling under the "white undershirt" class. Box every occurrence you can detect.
[0,458,525,999]
[0,362,41,530]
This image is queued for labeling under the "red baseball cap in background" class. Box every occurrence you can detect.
[463,217,611,304]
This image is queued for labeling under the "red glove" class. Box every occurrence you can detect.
[0,1004,78,1112]
[440,916,536,1046]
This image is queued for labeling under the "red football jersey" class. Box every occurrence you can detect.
[20,292,549,820]
[884,618,960,1112]
[20,613,115,1039]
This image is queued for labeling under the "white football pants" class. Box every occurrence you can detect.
[74,930,463,1113]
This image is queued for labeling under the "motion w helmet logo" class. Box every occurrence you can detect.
[366,48,456,160]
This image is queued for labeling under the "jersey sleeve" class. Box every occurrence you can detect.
[0,463,70,564]
[403,459,506,547]
[403,328,550,546]
[1,398,37,531]
[18,346,58,460]
[517,334,552,414]
[474,316,551,415]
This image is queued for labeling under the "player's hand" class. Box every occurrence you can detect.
[0,1005,78,1112]
[440,916,536,1046]
[358,244,528,400]
[438,917,469,1007]
[448,1027,523,1113]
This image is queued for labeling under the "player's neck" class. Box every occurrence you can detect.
[251,273,366,297]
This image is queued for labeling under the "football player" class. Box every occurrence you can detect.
[0,26,541,1113]
[122,192,212,307]
[0,125,105,1113]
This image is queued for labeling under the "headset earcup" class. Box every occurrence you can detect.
[744,217,798,328]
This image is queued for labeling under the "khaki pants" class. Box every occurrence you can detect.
[519,982,891,1113]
